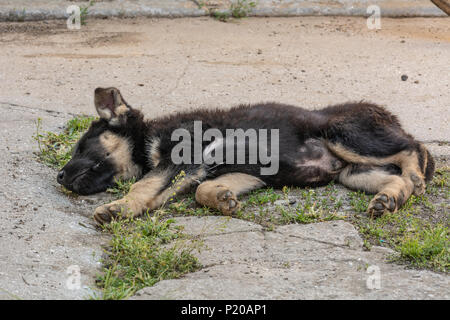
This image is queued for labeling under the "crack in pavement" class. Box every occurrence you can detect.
[189,228,263,239]
[284,234,360,251]
[0,101,78,117]
[160,58,190,100]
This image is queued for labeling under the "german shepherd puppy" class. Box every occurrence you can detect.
[57,88,435,224]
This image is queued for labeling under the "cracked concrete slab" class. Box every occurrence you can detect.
[0,17,448,299]
[133,218,449,299]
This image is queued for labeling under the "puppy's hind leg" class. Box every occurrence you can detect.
[327,142,432,197]
[338,164,415,217]
[322,102,434,196]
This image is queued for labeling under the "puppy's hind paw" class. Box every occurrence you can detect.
[410,173,426,196]
[367,193,397,218]
[216,189,240,216]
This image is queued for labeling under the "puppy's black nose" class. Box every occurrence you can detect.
[57,170,65,184]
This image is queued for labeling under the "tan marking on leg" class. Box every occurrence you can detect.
[327,142,425,196]
[338,166,393,194]
[99,131,142,180]
[94,168,206,224]
[338,166,414,218]
[195,173,265,216]
[419,143,428,174]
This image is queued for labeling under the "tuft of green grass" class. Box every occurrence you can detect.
[7,8,26,22]
[34,116,96,169]
[278,201,343,225]
[348,191,372,213]
[211,0,256,22]
[212,10,231,22]
[94,213,202,300]
[395,224,449,271]
[244,187,281,206]
[107,177,136,199]
[428,167,450,198]
[294,206,342,224]
[433,167,450,188]
[230,0,257,18]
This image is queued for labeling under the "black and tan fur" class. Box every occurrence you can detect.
[56,87,435,224]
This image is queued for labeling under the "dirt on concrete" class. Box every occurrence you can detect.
[0,16,448,299]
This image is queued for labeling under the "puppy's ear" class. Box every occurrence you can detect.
[94,87,131,126]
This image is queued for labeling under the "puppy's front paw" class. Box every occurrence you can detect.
[94,202,124,224]
[93,198,142,225]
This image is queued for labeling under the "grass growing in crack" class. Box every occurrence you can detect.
[211,0,257,22]
[33,116,96,169]
[94,212,202,300]
[80,0,95,25]
[7,8,26,22]
[231,0,257,18]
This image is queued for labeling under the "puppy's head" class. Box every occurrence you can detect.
[56,87,143,195]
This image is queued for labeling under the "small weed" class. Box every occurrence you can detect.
[212,10,231,22]
[7,8,26,22]
[80,0,95,25]
[168,196,195,214]
[17,8,26,22]
[107,177,136,199]
[230,0,257,18]
[432,167,450,188]
[295,205,342,224]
